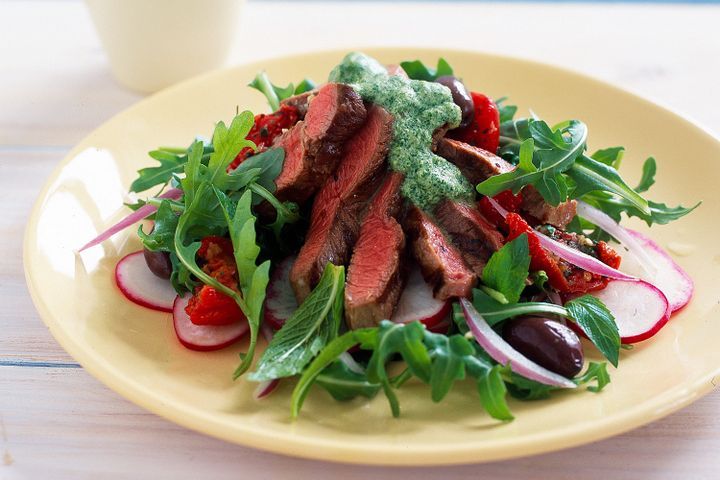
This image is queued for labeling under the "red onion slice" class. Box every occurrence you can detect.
[78,188,183,251]
[576,201,657,276]
[485,196,637,281]
[460,299,577,388]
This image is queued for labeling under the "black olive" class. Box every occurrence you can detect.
[143,248,172,279]
[502,316,584,378]
[435,75,474,128]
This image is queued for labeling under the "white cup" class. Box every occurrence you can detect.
[85,0,245,93]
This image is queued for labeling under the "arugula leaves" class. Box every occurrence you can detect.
[493,105,696,226]
[250,263,345,382]
[129,143,214,193]
[399,58,453,81]
[291,321,514,421]
[507,362,610,400]
[478,119,591,206]
[249,71,317,111]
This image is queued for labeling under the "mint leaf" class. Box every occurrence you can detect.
[481,234,530,304]
[250,263,345,382]
[399,58,454,81]
[565,295,620,367]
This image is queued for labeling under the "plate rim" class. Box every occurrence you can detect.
[23,46,720,465]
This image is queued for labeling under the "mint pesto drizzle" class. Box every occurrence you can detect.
[329,52,473,210]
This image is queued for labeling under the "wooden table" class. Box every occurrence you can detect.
[3,1,719,478]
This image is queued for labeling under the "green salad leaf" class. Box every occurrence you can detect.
[481,234,530,304]
[129,143,214,193]
[565,295,620,367]
[314,361,381,401]
[399,58,454,81]
[467,289,620,366]
[291,321,514,421]
[250,263,345,382]
[507,362,610,400]
[217,189,271,378]
[249,71,316,111]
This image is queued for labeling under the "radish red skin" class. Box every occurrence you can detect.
[391,267,451,328]
[569,279,670,344]
[625,230,694,312]
[115,251,175,313]
[173,295,249,351]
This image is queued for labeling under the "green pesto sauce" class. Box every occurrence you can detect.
[328,52,473,210]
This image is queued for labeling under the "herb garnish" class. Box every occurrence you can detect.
[249,71,316,111]
[250,263,345,382]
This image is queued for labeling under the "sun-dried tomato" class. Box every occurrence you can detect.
[505,213,620,294]
[185,236,245,326]
[227,104,299,171]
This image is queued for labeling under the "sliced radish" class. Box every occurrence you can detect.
[391,267,451,328]
[460,298,577,388]
[173,294,249,351]
[264,256,298,330]
[254,324,280,399]
[614,230,694,312]
[586,279,671,344]
[115,251,176,312]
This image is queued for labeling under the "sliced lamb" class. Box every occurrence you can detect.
[290,105,394,302]
[436,137,577,228]
[434,199,504,277]
[519,186,577,229]
[403,205,476,300]
[273,83,367,205]
[345,173,406,329]
[436,137,514,184]
[280,90,316,118]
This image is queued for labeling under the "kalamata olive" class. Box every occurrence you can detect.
[502,316,584,378]
[143,247,172,279]
[435,75,475,128]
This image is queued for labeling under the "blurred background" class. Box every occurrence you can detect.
[1,0,718,148]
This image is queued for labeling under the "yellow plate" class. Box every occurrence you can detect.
[24,48,720,465]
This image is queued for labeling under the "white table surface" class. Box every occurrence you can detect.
[2,1,720,478]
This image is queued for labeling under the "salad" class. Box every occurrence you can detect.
[81,52,698,421]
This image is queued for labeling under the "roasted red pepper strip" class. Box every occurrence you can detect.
[227,104,300,171]
[185,236,246,326]
[478,190,523,229]
[449,92,500,153]
[506,213,620,294]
